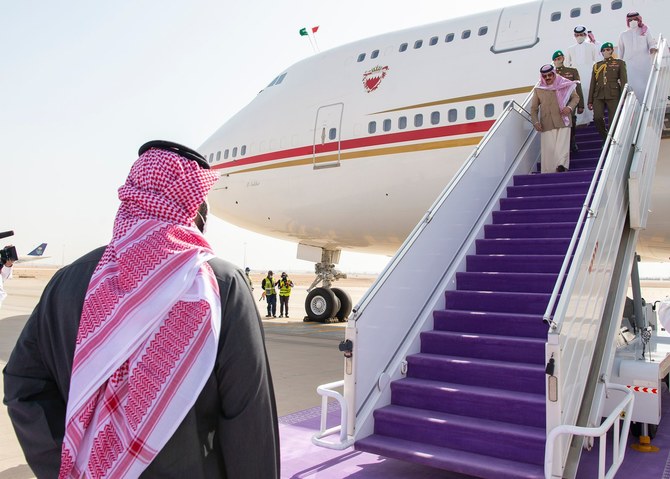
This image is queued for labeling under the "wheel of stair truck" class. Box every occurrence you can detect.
[305,287,341,322]
[331,288,352,322]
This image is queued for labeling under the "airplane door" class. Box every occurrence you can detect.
[313,103,343,169]
[491,1,542,53]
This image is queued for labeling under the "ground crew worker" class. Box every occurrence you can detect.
[245,266,254,291]
[553,50,585,152]
[277,272,294,318]
[588,42,628,142]
[262,270,277,317]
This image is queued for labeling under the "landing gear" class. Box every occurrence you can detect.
[305,288,340,323]
[332,288,352,322]
[298,245,353,323]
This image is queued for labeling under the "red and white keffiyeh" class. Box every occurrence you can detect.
[537,72,578,127]
[59,148,220,478]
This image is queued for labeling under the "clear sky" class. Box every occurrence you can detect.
[3,0,666,277]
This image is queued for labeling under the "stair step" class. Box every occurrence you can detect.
[445,290,552,314]
[500,194,585,210]
[456,271,558,293]
[391,377,545,428]
[433,309,549,339]
[356,435,545,479]
[407,353,545,394]
[475,238,570,255]
[372,405,545,465]
[421,330,546,364]
[492,207,581,224]
[485,222,577,239]
[507,181,590,197]
[513,170,594,186]
[466,254,565,274]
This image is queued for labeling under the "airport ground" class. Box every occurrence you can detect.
[1,266,670,478]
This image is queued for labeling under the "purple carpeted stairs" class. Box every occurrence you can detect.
[356,125,604,478]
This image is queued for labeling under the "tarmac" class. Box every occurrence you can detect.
[0,267,374,478]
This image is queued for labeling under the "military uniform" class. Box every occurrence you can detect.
[588,57,628,140]
[556,65,584,150]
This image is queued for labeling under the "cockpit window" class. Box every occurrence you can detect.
[267,72,288,88]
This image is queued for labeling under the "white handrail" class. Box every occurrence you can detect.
[545,383,634,479]
[542,83,632,328]
[311,380,354,450]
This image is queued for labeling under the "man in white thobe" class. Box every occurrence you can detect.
[566,25,599,125]
[618,12,658,103]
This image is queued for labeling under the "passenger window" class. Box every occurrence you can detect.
[371,49,379,59]
[208,153,214,163]
[414,114,423,127]
[232,147,238,158]
[398,116,407,129]
[414,39,423,49]
[429,36,438,46]
[478,26,488,36]
[430,111,440,125]
[448,109,457,122]
[383,119,392,132]
[241,145,246,155]
[503,100,511,109]
[357,53,366,62]
[466,106,476,120]
[215,151,221,163]
[570,8,581,17]
[329,128,337,140]
[551,12,561,21]
[368,121,377,134]
[275,73,287,85]
[462,30,471,39]
[399,43,408,52]
[611,0,622,10]
[224,149,229,160]
[484,104,495,118]
[445,33,455,43]
[591,4,602,14]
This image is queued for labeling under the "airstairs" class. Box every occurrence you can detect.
[314,38,670,479]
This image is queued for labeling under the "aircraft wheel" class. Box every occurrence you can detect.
[305,288,340,322]
[332,288,352,322]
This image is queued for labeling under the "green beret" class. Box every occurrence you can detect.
[552,50,564,60]
[601,42,614,51]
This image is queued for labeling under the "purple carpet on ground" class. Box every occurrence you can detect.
[278,386,670,478]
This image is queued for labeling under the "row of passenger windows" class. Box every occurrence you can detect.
[357,1,623,62]
[209,102,507,161]
[368,103,501,134]
[207,144,247,164]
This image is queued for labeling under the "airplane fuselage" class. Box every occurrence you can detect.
[200,0,670,260]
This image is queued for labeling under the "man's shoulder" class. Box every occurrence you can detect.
[207,257,243,282]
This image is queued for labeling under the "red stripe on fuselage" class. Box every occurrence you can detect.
[212,119,495,170]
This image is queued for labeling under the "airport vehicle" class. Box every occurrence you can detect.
[199,0,670,322]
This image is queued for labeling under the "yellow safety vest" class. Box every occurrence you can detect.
[263,277,276,295]
[278,279,292,296]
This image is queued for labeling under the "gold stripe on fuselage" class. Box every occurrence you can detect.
[227,135,483,175]
[371,86,535,115]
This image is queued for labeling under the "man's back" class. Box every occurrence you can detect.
[3,247,280,478]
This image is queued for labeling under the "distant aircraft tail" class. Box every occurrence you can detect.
[27,243,47,256]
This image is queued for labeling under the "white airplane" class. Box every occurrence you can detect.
[199,0,670,320]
